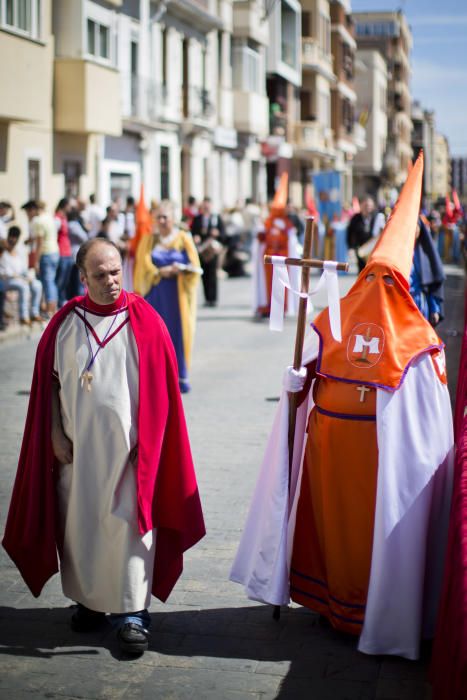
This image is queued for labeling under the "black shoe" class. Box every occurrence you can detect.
[117,622,150,654]
[71,605,106,633]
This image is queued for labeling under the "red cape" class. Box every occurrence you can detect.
[2,292,205,602]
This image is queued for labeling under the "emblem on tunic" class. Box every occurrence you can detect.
[347,323,385,368]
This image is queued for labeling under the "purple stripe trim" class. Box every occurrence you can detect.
[311,322,444,392]
[290,587,364,625]
[315,405,376,422]
[291,568,366,609]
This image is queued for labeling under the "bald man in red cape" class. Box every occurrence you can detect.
[3,238,205,654]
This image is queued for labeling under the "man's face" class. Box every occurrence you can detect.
[25,207,38,221]
[360,198,374,217]
[80,244,123,305]
[7,234,19,251]
[201,200,211,216]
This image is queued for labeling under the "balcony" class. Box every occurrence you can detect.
[122,74,170,123]
[301,38,336,82]
[183,86,215,125]
[0,30,51,123]
[54,59,121,136]
[168,0,222,32]
[233,91,269,137]
[232,0,268,45]
[294,121,334,156]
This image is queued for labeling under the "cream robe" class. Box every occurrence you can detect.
[54,304,156,613]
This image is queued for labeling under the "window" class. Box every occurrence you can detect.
[110,173,132,203]
[87,18,110,60]
[233,40,262,94]
[319,13,330,55]
[160,146,170,200]
[162,28,168,88]
[281,1,298,68]
[63,160,81,199]
[2,0,41,39]
[302,11,312,37]
[319,91,330,128]
[27,159,40,200]
[342,99,354,135]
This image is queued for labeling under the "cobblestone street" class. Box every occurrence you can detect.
[0,267,464,700]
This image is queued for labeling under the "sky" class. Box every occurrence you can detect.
[351,0,467,156]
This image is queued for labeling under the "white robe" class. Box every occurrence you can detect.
[230,336,454,660]
[54,304,156,613]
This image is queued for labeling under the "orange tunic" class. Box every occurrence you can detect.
[257,216,292,316]
[290,376,378,634]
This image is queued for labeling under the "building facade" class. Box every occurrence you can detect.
[353,10,413,188]
[451,157,467,205]
[353,49,388,199]
[1,0,382,217]
[411,100,435,205]
[432,133,450,202]
[0,0,63,216]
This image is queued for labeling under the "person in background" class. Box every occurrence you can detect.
[347,196,385,272]
[67,208,89,298]
[83,194,105,239]
[22,200,59,317]
[122,196,136,241]
[191,197,225,307]
[182,196,198,230]
[134,200,201,393]
[409,216,445,327]
[286,200,305,243]
[106,203,125,246]
[0,226,42,325]
[0,201,15,240]
[55,198,73,308]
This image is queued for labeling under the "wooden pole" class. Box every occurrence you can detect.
[272,216,315,623]
[288,217,315,475]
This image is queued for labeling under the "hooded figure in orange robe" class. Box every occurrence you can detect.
[253,173,299,316]
[231,152,454,660]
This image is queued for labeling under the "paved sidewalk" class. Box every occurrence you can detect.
[0,267,463,700]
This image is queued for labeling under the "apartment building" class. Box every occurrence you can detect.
[330,0,364,203]
[411,100,435,204]
[292,0,334,204]
[264,0,301,200]
[0,0,63,213]
[353,49,388,198]
[232,0,269,205]
[0,0,270,214]
[451,157,467,204]
[353,10,413,188]
[432,133,450,201]
[53,0,122,203]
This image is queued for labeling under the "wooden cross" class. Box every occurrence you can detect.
[80,370,93,392]
[357,385,371,403]
[264,217,349,473]
[265,216,348,622]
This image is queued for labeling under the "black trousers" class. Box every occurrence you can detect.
[201,256,218,303]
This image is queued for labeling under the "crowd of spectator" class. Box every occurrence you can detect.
[0,188,464,333]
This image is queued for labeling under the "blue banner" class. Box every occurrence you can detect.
[312,171,342,224]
